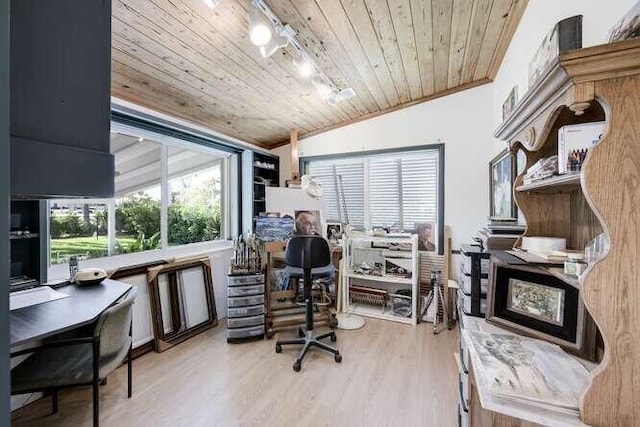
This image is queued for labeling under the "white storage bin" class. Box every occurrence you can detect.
[228,305,264,318]
[460,291,486,315]
[227,294,264,308]
[460,255,472,276]
[228,284,264,297]
[459,274,488,295]
[227,314,264,329]
[227,274,265,287]
[458,400,470,427]
[227,324,265,339]
[480,258,490,275]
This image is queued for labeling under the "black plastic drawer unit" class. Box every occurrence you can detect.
[227,272,265,343]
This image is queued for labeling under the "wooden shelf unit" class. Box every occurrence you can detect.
[493,38,640,426]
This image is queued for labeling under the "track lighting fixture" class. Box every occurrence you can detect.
[203,0,220,9]
[260,35,288,58]
[293,57,314,78]
[248,7,272,46]
[249,0,355,105]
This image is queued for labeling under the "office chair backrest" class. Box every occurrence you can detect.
[285,236,331,269]
[95,288,137,359]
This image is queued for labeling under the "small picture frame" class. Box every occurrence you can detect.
[487,258,597,361]
[415,222,437,252]
[608,1,640,42]
[502,86,518,120]
[489,149,517,220]
[294,210,322,236]
[326,223,342,242]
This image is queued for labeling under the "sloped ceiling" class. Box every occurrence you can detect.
[112,0,528,148]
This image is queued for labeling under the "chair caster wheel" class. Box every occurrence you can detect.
[330,333,337,342]
[298,328,305,338]
[293,361,301,372]
[334,354,342,363]
[275,344,282,353]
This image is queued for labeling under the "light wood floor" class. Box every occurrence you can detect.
[11,318,459,427]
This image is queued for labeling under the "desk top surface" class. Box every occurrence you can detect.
[10,279,132,347]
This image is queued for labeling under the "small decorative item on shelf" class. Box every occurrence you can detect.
[231,233,263,274]
[557,121,606,174]
[489,149,517,219]
[528,15,582,87]
[522,155,558,185]
[607,0,640,42]
[502,86,518,120]
[349,285,388,312]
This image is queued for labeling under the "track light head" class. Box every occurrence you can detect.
[327,88,356,106]
[248,8,272,46]
[203,0,220,9]
[293,57,314,78]
[312,77,337,101]
[260,35,288,58]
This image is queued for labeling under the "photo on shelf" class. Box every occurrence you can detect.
[326,223,342,242]
[608,0,640,42]
[502,86,518,120]
[507,279,565,326]
[487,259,598,361]
[415,222,437,252]
[294,210,322,236]
[489,149,517,219]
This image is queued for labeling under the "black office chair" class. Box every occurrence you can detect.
[276,236,342,372]
[11,288,136,427]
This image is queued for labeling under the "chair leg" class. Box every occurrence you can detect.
[92,340,100,427]
[51,389,59,414]
[127,344,133,398]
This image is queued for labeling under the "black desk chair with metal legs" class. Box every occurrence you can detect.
[275,236,342,372]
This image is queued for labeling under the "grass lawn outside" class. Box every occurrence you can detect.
[50,235,138,263]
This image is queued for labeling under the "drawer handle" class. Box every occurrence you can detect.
[458,340,469,374]
[458,377,469,413]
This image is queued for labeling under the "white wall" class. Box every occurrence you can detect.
[491,0,636,150]
[272,0,637,250]
[277,83,497,250]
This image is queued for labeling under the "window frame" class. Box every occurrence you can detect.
[301,144,445,254]
[47,111,243,268]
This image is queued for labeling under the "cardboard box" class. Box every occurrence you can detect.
[557,121,606,174]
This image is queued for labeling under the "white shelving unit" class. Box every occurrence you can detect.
[343,234,419,325]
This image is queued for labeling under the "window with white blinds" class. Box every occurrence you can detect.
[305,148,441,232]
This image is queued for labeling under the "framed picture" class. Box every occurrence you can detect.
[506,279,565,326]
[489,149,517,219]
[294,210,322,236]
[326,223,342,242]
[415,222,437,252]
[486,258,598,361]
[502,86,518,120]
[608,1,640,42]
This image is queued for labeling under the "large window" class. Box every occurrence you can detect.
[49,125,229,265]
[304,146,443,233]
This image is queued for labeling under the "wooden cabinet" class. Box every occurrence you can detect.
[343,235,419,325]
[494,39,640,426]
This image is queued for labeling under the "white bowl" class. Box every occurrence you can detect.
[74,268,107,286]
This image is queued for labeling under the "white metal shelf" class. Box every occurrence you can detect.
[347,303,414,325]
[345,272,413,285]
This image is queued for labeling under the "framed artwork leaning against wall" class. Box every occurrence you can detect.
[489,149,517,219]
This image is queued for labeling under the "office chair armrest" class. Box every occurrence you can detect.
[10,336,95,357]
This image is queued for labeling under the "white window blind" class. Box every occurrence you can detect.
[306,148,440,231]
[307,160,365,229]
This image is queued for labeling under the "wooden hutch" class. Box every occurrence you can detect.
[486,39,640,426]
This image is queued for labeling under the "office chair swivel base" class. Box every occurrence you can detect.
[276,328,342,372]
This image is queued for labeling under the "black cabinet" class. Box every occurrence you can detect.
[9,200,46,290]
[242,151,280,232]
[10,0,113,198]
[459,244,490,317]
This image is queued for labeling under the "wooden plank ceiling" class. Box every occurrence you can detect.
[112,0,528,148]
